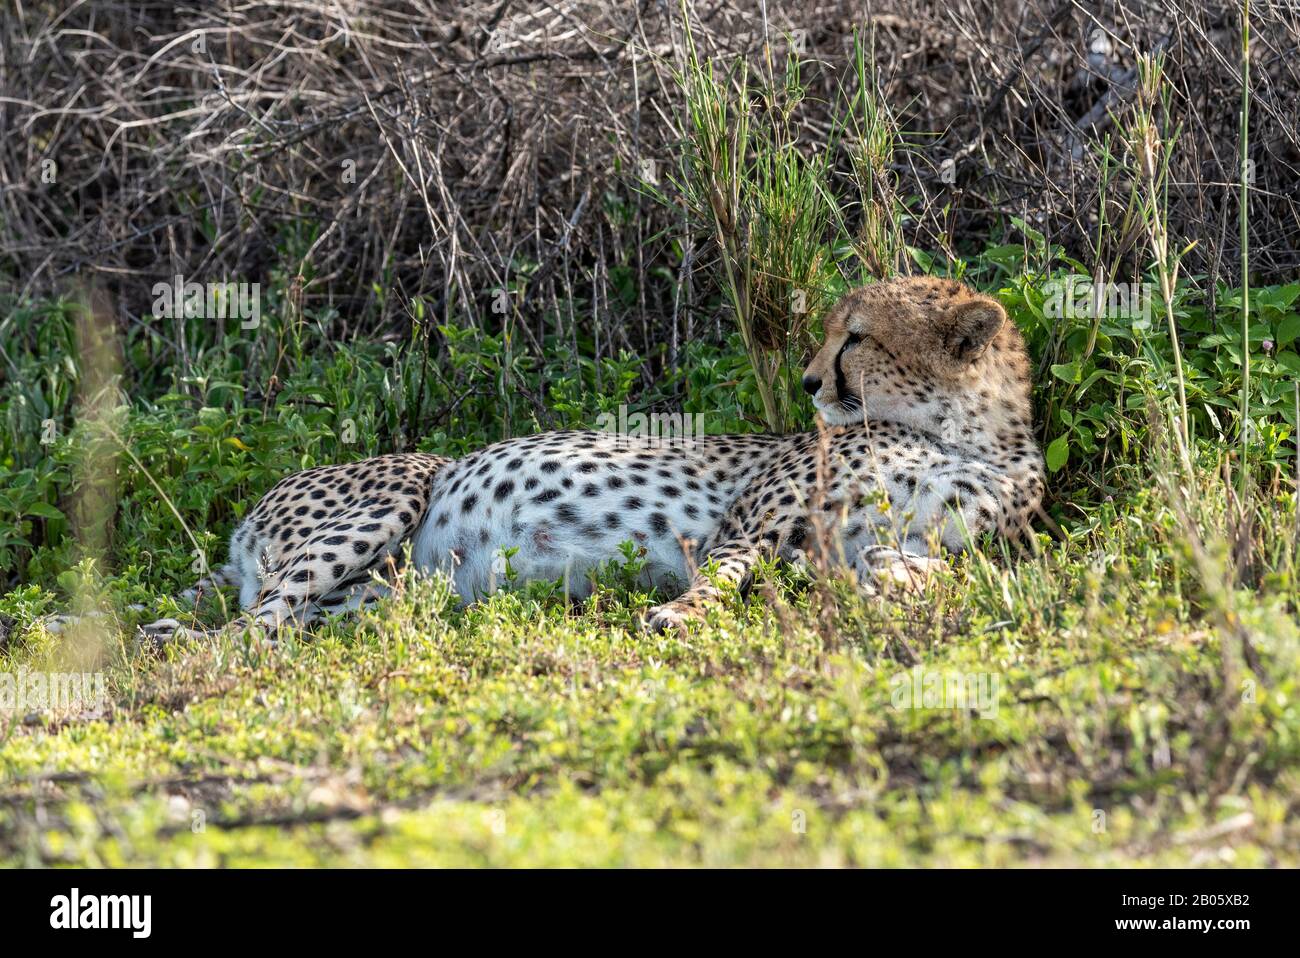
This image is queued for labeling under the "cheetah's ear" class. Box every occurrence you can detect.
[944,300,1005,363]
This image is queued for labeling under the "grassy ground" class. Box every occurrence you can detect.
[3,457,1298,866]
[4,262,1300,865]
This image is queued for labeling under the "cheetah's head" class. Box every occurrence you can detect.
[801,277,1033,446]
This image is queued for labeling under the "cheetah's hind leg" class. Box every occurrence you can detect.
[132,562,249,645]
[41,563,239,638]
[138,565,397,647]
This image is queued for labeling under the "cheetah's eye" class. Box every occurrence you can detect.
[844,331,863,347]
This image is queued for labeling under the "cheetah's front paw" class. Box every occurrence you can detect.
[856,546,944,591]
[642,602,697,634]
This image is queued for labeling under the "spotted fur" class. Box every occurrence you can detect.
[135,453,446,641]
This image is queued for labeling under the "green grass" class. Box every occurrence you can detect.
[2,457,1298,866]
[5,39,1300,861]
[4,259,1300,865]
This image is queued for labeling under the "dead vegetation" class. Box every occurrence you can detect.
[1,1,1297,366]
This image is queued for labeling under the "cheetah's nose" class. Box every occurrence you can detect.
[802,374,822,396]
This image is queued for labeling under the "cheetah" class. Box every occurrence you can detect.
[413,276,1042,630]
[49,277,1042,640]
